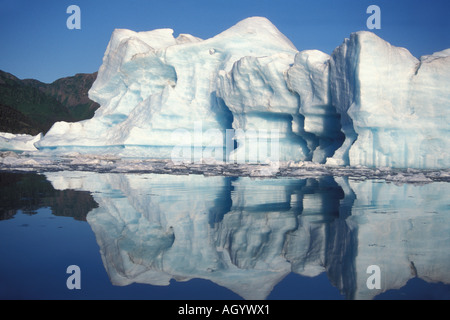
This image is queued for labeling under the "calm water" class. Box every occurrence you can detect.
[0,171,449,300]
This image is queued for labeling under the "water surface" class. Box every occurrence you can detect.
[0,171,449,300]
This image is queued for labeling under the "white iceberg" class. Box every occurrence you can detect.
[34,17,449,169]
[36,17,299,162]
[0,132,42,151]
[327,32,450,169]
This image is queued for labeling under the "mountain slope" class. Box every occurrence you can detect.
[0,102,40,135]
[0,70,100,134]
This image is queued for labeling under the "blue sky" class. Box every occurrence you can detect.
[0,0,449,83]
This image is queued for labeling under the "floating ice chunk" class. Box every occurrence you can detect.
[0,132,42,151]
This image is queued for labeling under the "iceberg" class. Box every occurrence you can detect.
[0,132,42,151]
[35,17,449,169]
[326,32,450,169]
[36,17,299,162]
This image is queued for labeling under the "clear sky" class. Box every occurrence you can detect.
[1,0,449,83]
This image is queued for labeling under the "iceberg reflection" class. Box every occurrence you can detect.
[44,172,450,300]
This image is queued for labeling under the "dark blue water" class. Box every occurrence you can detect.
[0,171,449,300]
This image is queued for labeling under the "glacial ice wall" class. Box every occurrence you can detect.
[35,17,450,169]
[326,32,450,169]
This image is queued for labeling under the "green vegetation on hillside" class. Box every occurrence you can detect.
[0,70,100,134]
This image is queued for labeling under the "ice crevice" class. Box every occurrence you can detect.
[15,17,449,170]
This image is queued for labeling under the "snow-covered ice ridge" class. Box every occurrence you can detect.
[27,17,450,169]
